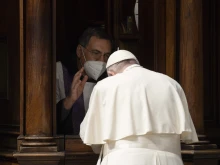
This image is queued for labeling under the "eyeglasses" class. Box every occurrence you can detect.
[82,46,111,60]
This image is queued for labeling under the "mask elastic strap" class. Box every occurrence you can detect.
[80,45,87,61]
[80,47,87,67]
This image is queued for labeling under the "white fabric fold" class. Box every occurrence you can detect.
[80,65,198,145]
[101,148,184,165]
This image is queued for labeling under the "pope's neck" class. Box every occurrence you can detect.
[123,64,140,72]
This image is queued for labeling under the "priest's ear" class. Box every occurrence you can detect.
[76,44,83,58]
[107,70,116,77]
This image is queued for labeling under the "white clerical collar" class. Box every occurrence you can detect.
[123,64,141,72]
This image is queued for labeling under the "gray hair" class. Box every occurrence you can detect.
[78,27,113,48]
[107,59,138,73]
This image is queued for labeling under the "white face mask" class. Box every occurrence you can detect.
[81,49,106,81]
[84,61,106,81]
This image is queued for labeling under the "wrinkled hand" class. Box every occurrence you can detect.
[70,67,88,102]
[64,68,88,110]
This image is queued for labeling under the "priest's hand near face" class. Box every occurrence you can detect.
[63,67,88,110]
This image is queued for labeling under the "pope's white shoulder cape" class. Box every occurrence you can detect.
[80,65,198,145]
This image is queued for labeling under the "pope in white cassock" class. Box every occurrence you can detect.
[80,50,198,165]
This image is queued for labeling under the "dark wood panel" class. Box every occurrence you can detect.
[203,0,220,126]
[63,136,98,165]
[0,125,19,152]
[179,0,204,134]
[166,0,176,79]
[139,0,154,70]
[154,0,166,74]
[0,155,18,165]
[25,0,53,135]
[139,0,167,72]
[216,0,220,126]
[65,152,98,165]
[0,36,8,99]
[0,0,20,126]
[203,0,216,123]
[65,136,93,152]
[56,0,106,63]
[0,125,19,164]
[203,0,220,148]
[105,0,113,35]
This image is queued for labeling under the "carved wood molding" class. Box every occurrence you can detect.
[0,124,19,135]
[14,152,64,165]
[0,124,19,161]
[65,152,98,165]
[181,135,220,164]
[65,135,93,152]
[13,135,64,165]
[0,150,18,163]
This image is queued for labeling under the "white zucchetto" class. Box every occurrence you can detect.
[106,50,139,68]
